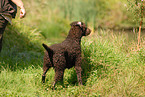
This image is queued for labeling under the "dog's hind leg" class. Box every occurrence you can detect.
[42,63,50,83]
[42,53,52,83]
[52,54,66,89]
[52,69,64,89]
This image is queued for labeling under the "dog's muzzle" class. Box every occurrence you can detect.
[85,28,91,36]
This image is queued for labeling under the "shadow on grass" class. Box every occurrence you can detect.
[81,48,92,85]
[0,23,44,71]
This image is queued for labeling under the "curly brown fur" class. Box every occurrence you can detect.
[42,21,91,88]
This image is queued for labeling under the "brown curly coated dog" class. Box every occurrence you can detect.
[42,21,91,88]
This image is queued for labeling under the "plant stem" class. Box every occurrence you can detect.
[137,0,144,50]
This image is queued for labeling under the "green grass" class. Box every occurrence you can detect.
[0,0,145,96]
[0,20,144,96]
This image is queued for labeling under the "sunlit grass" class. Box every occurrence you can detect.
[0,24,144,96]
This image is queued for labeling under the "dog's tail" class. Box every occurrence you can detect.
[42,43,53,53]
[42,43,53,65]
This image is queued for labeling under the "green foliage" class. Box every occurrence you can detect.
[21,0,144,35]
[126,0,144,25]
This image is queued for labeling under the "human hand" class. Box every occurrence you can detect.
[20,8,26,19]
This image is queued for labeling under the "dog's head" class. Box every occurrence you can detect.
[70,21,91,36]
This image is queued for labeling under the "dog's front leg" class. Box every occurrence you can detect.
[75,55,83,85]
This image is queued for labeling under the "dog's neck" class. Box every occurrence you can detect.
[66,27,82,44]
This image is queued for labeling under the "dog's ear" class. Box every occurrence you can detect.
[70,21,82,27]
[76,22,82,27]
[42,43,53,54]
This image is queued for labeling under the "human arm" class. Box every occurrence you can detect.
[11,0,26,18]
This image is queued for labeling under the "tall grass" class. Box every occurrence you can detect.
[82,30,145,96]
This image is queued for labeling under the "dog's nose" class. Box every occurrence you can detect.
[85,28,91,36]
